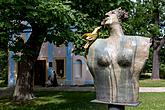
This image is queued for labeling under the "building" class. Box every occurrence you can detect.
[8,29,93,87]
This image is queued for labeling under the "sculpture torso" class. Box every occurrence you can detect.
[87,8,151,104]
[87,34,150,104]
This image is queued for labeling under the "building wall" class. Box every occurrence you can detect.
[8,32,93,86]
[72,55,93,85]
[8,51,16,86]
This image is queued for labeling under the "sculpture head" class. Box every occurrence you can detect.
[101,7,128,26]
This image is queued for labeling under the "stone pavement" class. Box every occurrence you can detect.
[139,87,165,92]
[1,86,165,98]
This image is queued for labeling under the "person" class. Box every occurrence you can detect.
[45,75,52,87]
[52,71,58,87]
[45,67,53,87]
[45,68,58,87]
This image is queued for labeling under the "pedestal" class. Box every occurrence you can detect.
[108,104,125,110]
[91,99,139,110]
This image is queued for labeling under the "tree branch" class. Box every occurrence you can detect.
[157,36,165,51]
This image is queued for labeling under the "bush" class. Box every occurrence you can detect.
[160,64,165,79]
[140,74,151,80]
[0,50,8,87]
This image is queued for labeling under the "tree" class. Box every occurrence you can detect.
[151,36,165,80]
[0,0,77,101]
[151,0,165,80]
[122,0,165,80]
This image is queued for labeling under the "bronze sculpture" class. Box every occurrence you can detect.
[86,7,151,106]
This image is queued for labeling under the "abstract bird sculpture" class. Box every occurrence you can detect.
[82,26,102,49]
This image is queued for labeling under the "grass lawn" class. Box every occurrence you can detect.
[140,79,165,87]
[0,91,165,110]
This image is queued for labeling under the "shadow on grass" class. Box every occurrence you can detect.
[0,91,107,110]
[1,92,165,110]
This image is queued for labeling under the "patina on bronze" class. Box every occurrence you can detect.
[87,7,151,107]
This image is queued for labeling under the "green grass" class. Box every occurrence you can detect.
[0,91,165,110]
[127,93,165,110]
[140,79,165,87]
[0,91,105,110]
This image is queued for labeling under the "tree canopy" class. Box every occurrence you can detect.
[1,1,79,51]
[0,0,164,58]
[0,0,82,100]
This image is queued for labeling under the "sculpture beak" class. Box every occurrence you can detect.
[105,10,112,17]
[101,17,112,26]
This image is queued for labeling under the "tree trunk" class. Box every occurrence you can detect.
[151,0,161,80]
[13,25,46,101]
[13,61,35,101]
[152,49,160,80]
[151,36,165,80]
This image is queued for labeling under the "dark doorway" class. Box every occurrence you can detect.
[56,59,65,78]
[34,60,46,86]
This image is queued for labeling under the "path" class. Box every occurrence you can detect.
[34,86,165,92]
[1,86,165,98]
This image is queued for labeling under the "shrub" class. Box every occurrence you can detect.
[160,64,165,79]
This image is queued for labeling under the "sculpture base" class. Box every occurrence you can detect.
[91,99,140,106]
